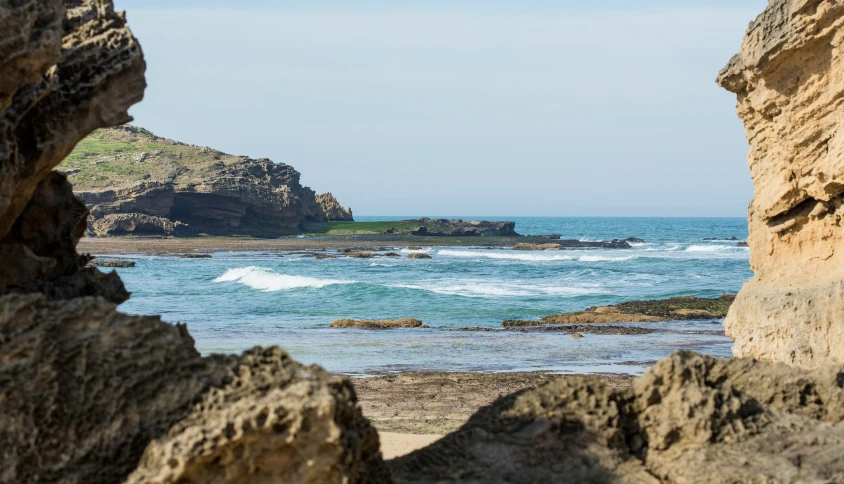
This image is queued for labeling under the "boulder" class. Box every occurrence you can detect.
[92,213,190,237]
[717,0,844,367]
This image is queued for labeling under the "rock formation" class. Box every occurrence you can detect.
[717,0,844,367]
[63,126,353,237]
[0,2,389,483]
[330,318,428,329]
[391,351,844,483]
[410,218,519,237]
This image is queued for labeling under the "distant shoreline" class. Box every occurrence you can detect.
[78,234,566,254]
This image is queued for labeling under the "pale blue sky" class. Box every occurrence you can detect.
[114,0,765,216]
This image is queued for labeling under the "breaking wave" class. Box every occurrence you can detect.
[214,266,353,291]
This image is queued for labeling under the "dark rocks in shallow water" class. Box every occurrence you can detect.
[737,242,749,247]
[315,254,337,260]
[382,252,401,257]
[704,237,739,241]
[346,252,375,259]
[625,237,646,244]
[329,318,428,329]
[409,218,519,237]
[89,260,136,268]
[407,253,433,259]
[180,253,212,259]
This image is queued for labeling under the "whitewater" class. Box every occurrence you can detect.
[115,217,750,375]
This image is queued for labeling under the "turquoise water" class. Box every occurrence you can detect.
[113,217,750,375]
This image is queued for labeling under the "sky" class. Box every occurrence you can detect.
[114,0,766,217]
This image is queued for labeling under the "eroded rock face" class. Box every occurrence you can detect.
[717,0,844,367]
[0,294,391,483]
[65,126,354,237]
[391,351,844,483]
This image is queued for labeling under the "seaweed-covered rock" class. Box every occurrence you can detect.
[407,253,433,260]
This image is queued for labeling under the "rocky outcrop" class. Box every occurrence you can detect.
[503,296,736,327]
[316,192,353,222]
[391,351,844,483]
[0,294,391,483]
[410,218,519,237]
[330,318,428,329]
[0,3,390,483]
[92,212,190,237]
[66,126,353,237]
[717,0,844,367]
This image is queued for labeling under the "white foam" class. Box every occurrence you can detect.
[214,266,353,291]
[685,245,747,253]
[438,249,575,262]
[392,279,608,298]
[578,255,638,262]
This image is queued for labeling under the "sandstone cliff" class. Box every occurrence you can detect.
[63,126,353,237]
[717,0,844,367]
[3,1,844,483]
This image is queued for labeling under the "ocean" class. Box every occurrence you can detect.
[114,217,750,375]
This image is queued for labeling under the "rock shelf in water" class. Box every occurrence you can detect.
[504,295,736,327]
[329,318,429,329]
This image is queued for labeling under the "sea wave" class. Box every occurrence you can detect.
[438,249,637,263]
[438,249,575,262]
[392,279,608,298]
[684,245,748,253]
[213,266,353,291]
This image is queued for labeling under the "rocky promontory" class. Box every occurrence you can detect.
[63,126,353,238]
[409,218,518,237]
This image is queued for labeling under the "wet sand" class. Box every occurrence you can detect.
[352,371,633,432]
[352,372,634,458]
[77,235,525,254]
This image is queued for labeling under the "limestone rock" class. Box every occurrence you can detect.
[66,126,354,237]
[0,172,128,303]
[391,351,844,483]
[409,218,519,237]
[316,192,354,221]
[0,294,392,484]
[127,347,390,483]
[717,0,844,367]
[92,212,190,237]
[0,0,146,239]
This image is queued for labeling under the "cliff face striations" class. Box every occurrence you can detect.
[717,0,844,367]
[64,126,353,237]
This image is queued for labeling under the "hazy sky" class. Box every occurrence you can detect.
[114,0,765,216]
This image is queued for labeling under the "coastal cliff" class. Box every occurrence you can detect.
[63,126,352,237]
[2,1,844,483]
[717,0,844,367]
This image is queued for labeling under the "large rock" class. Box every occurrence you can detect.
[65,126,353,237]
[390,351,844,483]
[0,0,146,239]
[717,0,844,367]
[0,294,391,483]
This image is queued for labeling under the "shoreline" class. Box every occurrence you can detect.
[351,371,635,458]
[76,234,631,254]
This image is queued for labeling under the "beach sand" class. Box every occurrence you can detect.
[351,372,635,459]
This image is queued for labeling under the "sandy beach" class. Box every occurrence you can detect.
[351,372,635,458]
